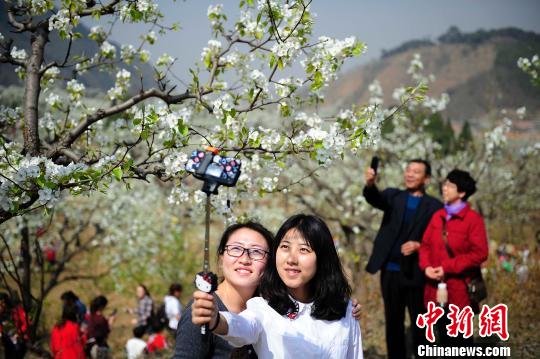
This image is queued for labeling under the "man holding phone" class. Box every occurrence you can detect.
[363,158,442,359]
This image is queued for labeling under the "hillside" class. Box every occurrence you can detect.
[0,2,155,91]
[326,27,540,134]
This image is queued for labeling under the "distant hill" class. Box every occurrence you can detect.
[0,2,155,91]
[326,27,540,134]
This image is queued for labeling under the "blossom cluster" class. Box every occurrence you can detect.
[108,69,132,100]
[517,54,539,85]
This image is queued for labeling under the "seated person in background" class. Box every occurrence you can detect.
[126,326,147,359]
[147,318,167,353]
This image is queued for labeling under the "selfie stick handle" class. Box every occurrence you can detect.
[204,194,211,274]
[201,194,211,335]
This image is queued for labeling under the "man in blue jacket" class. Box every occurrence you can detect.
[364,159,442,359]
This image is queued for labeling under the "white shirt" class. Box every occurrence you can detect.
[220,297,363,359]
[125,337,147,359]
[164,295,182,330]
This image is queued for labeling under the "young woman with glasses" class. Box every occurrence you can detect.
[191,214,363,358]
[173,222,273,358]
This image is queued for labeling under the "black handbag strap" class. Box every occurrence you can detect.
[441,218,456,258]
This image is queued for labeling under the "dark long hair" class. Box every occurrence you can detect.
[260,214,352,321]
[138,284,151,298]
[58,301,79,327]
[90,295,108,314]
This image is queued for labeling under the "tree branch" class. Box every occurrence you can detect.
[47,88,197,159]
[79,0,121,17]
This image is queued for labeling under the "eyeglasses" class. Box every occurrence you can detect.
[224,245,269,260]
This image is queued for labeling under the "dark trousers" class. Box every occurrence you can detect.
[436,312,475,347]
[381,270,426,359]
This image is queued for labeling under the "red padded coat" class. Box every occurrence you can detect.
[50,320,86,359]
[419,204,488,309]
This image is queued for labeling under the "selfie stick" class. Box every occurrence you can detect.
[190,147,241,335]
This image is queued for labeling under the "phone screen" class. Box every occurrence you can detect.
[370,156,379,173]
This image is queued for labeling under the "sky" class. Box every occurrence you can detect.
[86,0,540,81]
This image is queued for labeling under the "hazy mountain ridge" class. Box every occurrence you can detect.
[326,27,540,134]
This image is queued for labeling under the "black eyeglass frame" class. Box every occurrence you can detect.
[224,245,269,260]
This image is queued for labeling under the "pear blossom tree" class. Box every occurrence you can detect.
[0,0,421,353]
[0,0,383,227]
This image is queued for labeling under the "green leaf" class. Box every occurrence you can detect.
[112,167,123,181]
[141,129,150,140]
[163,139,176,148]
[311,71,323,91]
[122,159,134,171]
[35,177,46,188]
[178,122,189,136]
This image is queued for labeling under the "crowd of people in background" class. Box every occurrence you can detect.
[0,292,28,358]
[42,282,182,359]
[2,157,536,358]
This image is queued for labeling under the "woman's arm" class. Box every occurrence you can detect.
[347,303,364,359]
[173,300,213,358]
[192,291,262,347]
[418,216,435,272]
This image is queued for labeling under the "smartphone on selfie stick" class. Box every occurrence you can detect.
[370,155,379,174]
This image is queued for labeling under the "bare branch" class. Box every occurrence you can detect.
[79,0,122,17]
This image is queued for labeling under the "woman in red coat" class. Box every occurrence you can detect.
[419,169,488,345]
[50,302,86,358]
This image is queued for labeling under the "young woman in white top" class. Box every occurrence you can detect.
[192,214,363,358]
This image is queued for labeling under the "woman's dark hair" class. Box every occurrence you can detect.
[60,290,79,303]
[446,169,477,201]
[0,292,13,317]
[58,301,79,326]
[138,284,151,298]
[260,214,351,321]
[90,295,108,314]
[168,283,183,295]
[216,221,274,257]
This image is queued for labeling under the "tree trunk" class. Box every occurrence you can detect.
[20,221,32,315]
[23,25,48,156]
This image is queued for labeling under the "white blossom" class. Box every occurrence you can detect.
[164,152,188,176]
[66,79,85,102]
[46,93,61,108]
[156,53,174,67]
[100,41,116,59]
[10,47,27,61]
[516,106,526,119]
[121,44,136,63]
[49,10,78,35]
[249,69,268,92]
